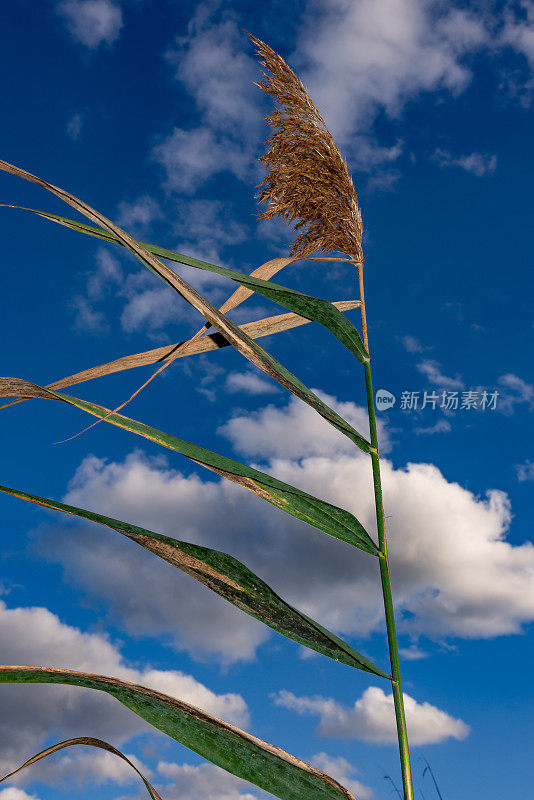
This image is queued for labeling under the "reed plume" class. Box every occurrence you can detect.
[247,32,363,263]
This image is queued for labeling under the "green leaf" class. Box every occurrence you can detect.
[1,205,369,365]
[1,737,162,800]
[0,666,360,800]
[0,378,379,556]
[0,169,370,453]
[0,482,388,678]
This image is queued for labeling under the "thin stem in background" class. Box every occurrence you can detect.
[356,262,414,800]
[421,757,444,800]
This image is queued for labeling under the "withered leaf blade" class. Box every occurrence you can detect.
[0,482,389,678]
[0,666,361,800]
[1,737,162,800]
[0,378,379,556]
[0,302,358,403]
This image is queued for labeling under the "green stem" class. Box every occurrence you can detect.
[363,358,414,800]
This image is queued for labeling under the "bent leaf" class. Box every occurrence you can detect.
[1,737,162,800]
[54,300,360,389]
[2,206,369,365]
[0,666,360,800]
[0,171,369,452]
[0,378,379,556]
[0,483,388,677]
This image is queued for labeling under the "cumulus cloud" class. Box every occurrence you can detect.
[171,199,248,268]
[71,295,109,335]
[56,0,123,49]
[416,359,465,389]
[153,14,261,192]
[66,113,83,141]
[414,419,452,435]
[156,760,260,800]
[516,459,534,481]
[310,754,373,800]
[402,335,430,354]
[498,372,534,413]
[117,196,163,235]
[501,1,534,75]
[219,392,391,459]
[273,687,470,745]
[433,148,497,176]
[0,791,41,800]
[0,599,249,775]
[224,370,280,395]
[71,247,123,335]
[294,0,488,143]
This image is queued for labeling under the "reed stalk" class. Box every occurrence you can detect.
[358,263,414,800]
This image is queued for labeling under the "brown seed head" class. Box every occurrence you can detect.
[247,32,363,263]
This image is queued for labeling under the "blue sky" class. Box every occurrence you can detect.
[0,1,533,799]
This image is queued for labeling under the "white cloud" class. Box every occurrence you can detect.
[310,754,373,800]
[219,393,391,459]
[156,761,260,800]
[225,370,279,396]
[398,644,429,660]
[402,335,429,354]
[87,248,124,301]
[0,599,249,774]
[414,419,451,435]
[416,359,464,389]
[71,294,109,335]
[273,687,470,745]
[117,196,162,235]
[153,15,261,192]
[433,148,497,176]
[30,392,534,669]
[501,1,534,72]
[171,199,248,269]
[57,0,123,49]
[498,372,534,413]
[516,459,534,481]
[0,790,41,800]
[66,113,83,141]
[294,0,488,144]
[71,247,124,335]
[119,277,184,333]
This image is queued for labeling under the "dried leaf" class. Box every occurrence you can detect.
[1,737,162,800]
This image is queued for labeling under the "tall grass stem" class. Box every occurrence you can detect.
[357,264,414,800]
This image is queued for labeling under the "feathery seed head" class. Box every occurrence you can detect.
[247,32,363,263]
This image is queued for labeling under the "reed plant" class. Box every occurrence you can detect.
[0,34,415,800]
